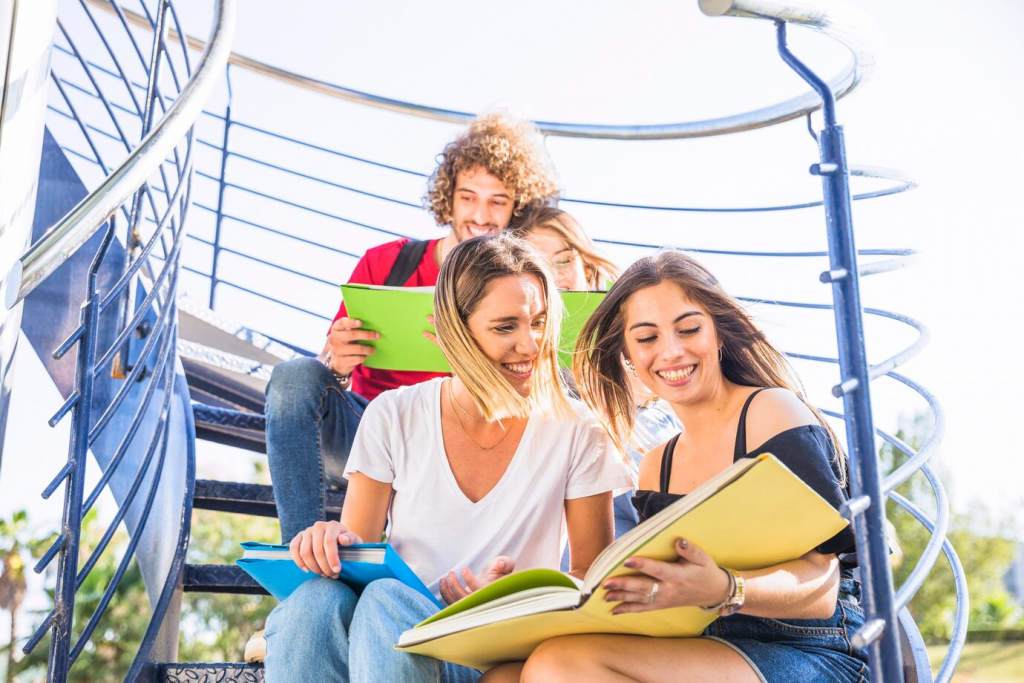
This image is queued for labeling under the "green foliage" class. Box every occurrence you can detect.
[178,508,280,662]
[0,463,281,681]
[3,508,149,683]
[883,414,1022,644]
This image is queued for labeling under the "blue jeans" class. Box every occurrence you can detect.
[702,573,869,682]
[264,577,480,683]
[265,357,369,542]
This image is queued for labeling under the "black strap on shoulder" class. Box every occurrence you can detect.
[734,388,769,460]
[383,239,430,287]
[659,432,682,493]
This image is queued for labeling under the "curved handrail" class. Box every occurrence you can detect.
[92,0,877,140]
[3,0,236,311]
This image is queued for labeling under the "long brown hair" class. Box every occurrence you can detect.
[512,205,618,290]
[434,232,572,422]
[573,250,846,483]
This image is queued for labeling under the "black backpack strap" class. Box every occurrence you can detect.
[384,239,430,287]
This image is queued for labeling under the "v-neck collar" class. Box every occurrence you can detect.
[432,379,534,508]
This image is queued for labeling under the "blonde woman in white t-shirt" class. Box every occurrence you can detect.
[262,232,632,683]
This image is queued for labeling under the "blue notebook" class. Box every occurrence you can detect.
[236,541,443,609]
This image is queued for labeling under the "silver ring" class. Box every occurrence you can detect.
[648,582,659,604]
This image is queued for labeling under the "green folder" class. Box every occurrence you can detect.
[557,291,605,368]
[340,283,449,373]
[340,284,606,373]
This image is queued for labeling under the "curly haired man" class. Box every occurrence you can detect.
[264,114,560,544]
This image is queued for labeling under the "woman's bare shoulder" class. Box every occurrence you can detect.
[638,440,671,491]
[743,388,818,451]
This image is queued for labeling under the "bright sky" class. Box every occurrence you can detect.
[3,2,1024,648]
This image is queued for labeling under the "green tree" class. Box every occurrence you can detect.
[1,510,32,683]
[177,508,279,663]
[1,465,282,681]
[883,414,1021,643]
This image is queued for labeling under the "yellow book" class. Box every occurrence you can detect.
[396,453,849,670]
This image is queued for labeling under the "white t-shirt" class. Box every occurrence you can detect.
[344,377,632,600]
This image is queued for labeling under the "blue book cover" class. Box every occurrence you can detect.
[236,541,443,609]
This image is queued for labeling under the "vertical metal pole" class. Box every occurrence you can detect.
[209,64,232,310]
[775,22,903,681]
[114,0,170,379]
[46,222,116,683]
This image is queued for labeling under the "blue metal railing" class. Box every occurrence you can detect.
[6,1,234,681]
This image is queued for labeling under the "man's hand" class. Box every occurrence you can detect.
[423,314,439,347]
[326,317,380,377]
[289,520,364,578]
[439,556,515,605]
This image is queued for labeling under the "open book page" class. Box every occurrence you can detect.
[397,454,849,669]
[417,569,579,628]
[399,587,581,647]
[580,456,764,591]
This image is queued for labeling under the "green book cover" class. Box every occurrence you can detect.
[340,285,606,373]
[340,283,450,373]
[557,291,605,368]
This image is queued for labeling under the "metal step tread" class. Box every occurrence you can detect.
[184,563,268,595]
[158,662,263,682]
[193,479,344,518]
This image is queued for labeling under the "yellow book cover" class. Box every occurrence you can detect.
[396,453,849,670]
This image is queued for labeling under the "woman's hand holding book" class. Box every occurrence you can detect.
[602,537,731,615]
[289,520,364,578]
[439,556,516,605]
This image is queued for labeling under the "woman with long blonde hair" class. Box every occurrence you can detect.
[263,233,631,683]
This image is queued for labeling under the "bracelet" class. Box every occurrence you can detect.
[323,350,352,388]
[699,567,745,616]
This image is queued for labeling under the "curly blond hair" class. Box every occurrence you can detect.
[425,113,560,226]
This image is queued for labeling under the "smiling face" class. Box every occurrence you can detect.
[466,273,547,399]
[523,226,589,291]
[622,280,723,406]
[450,166,515,243]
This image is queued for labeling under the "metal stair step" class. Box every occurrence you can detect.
[184,563,268,595]
[193,479,344,518]
[158,662,263,682]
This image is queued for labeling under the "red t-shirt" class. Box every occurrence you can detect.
[330,237,449,401]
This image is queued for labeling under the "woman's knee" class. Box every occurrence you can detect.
[521,638,588,683]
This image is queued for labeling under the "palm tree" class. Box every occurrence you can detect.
[0,510,30,683]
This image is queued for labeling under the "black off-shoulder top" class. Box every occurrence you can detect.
[632,389,858,564]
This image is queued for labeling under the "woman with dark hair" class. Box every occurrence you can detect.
[263,233,631,683]
[484,250,866,682]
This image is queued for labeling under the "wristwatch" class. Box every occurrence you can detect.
[700,567,746,616]
[323,350,352,388]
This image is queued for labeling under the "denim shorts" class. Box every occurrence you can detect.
[701,574,870,683]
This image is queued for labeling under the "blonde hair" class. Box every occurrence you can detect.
[512,205,619,291]
[425,113,560,226]
[434,232,573,422]
[574,251,847,485]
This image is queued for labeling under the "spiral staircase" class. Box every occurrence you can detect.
[0,1,966,681]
